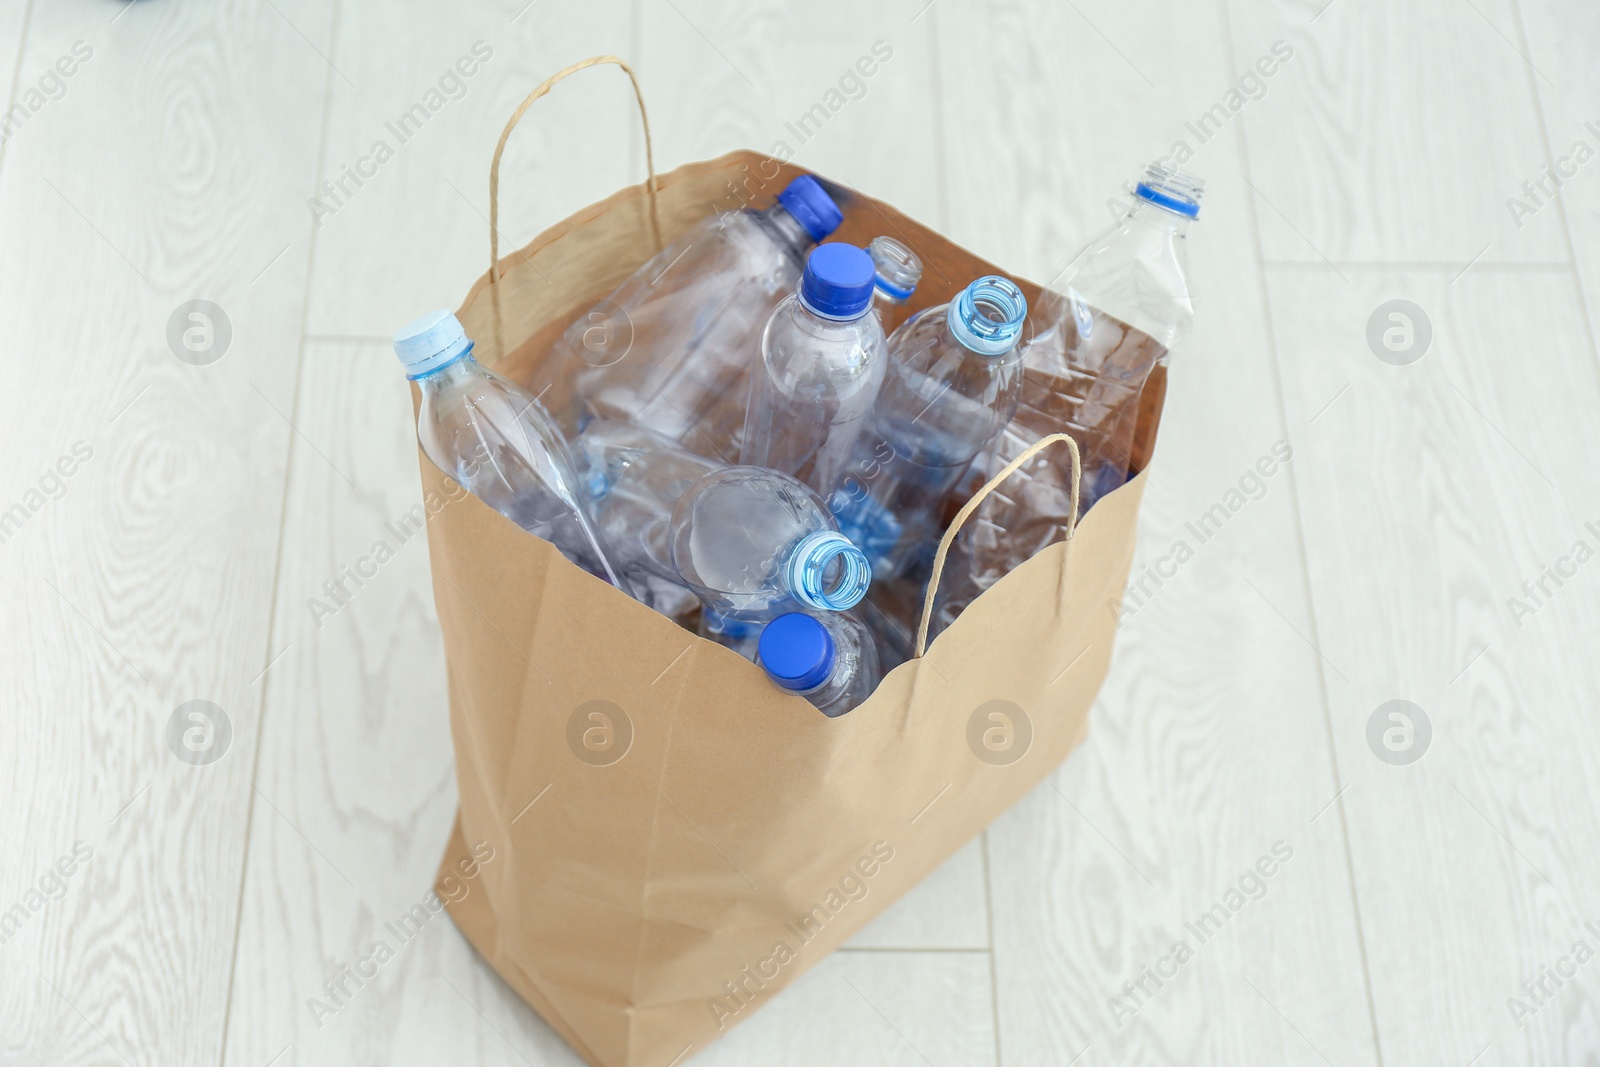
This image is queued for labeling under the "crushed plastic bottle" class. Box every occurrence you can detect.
[531,175,843,460]
[577,421,872,629]
[954,163,1201,625]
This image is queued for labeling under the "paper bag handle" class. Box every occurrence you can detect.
[915,433,1083,658]
[487,55,661,357]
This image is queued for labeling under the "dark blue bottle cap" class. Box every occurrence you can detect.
[800,244,875,320]
[775,175,843,242]
[758,613,836,692]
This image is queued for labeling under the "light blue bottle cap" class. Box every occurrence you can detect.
[786,530,871,611]
[800,244,876,321]
[947,276,1027,356]
[758,613,835,692]
[776,175,843,242]
[394,309,473,379]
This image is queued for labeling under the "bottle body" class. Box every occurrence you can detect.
[667,467,871,623]
[531,178,842,459]
[741,244,887,496]
[409,348,621,587]
[831,277,1027,581]
[575,420,718,616]
[966,165,1199,596]
[756,611,881,717]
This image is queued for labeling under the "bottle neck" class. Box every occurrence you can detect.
[1126,197,1191,238]
[413,351,481,392]
[757,202,816,257]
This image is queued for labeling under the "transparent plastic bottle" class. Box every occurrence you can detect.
[966,163,1201,593]
[395,310,620,586]
[741,243,887,496]
[530,175,843,458]
[868,235,923,333]
[830,276,1027,580]
[669,467,872,625]
[577,423,872,628]
[756,611,881,717]
[574,420,718,618]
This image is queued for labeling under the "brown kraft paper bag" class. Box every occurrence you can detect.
[420,57,1166,1067]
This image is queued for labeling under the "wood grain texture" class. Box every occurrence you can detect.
[0,0,328,1064]
[303,0,638,338]
[7,0,1600,1064]
[937,0,1380,1063]
[1519,0,1600,346]
[1226,0,1566,265]
[1262,263,1600,1065]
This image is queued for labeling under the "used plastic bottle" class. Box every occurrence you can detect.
[962,162,1201,609]
[741,243,888,496]
[867,235,923,332]
[756,611,881,717]
[531,174,844,458]
[576,423,872,629]
[574,419,717,618]
[829,275,1027,580]
[395,310,621,587]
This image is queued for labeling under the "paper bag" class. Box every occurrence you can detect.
[420,57,1165,1067]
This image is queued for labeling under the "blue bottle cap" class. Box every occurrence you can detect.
[758,613,836,692]
[1134,163,1203,218]
[947,276,1028,356]
[786,531,871,610]
[394,309,473,379]
[775,175,843,242]
[799,244,876,321]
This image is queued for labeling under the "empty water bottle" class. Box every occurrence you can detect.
[756,611,881,717]
[741,243,888,496]
[830,276,1027,580]
[531,175,843,458]
[867,235,923,332]
[395,310,621,586]
[577,424,872,628]
[966,164,1200,594]
[574,420,717,617]
[671,466,872,625]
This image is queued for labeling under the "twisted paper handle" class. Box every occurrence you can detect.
[915,433,1083,657]
[487,55,661,358]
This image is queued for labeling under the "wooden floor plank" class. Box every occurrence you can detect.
[0,0,329,1063]
[1226,0,1566,265]
[1262,261,1600,1065]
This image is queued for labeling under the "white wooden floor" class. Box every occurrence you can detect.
[3,0,1598,1064]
